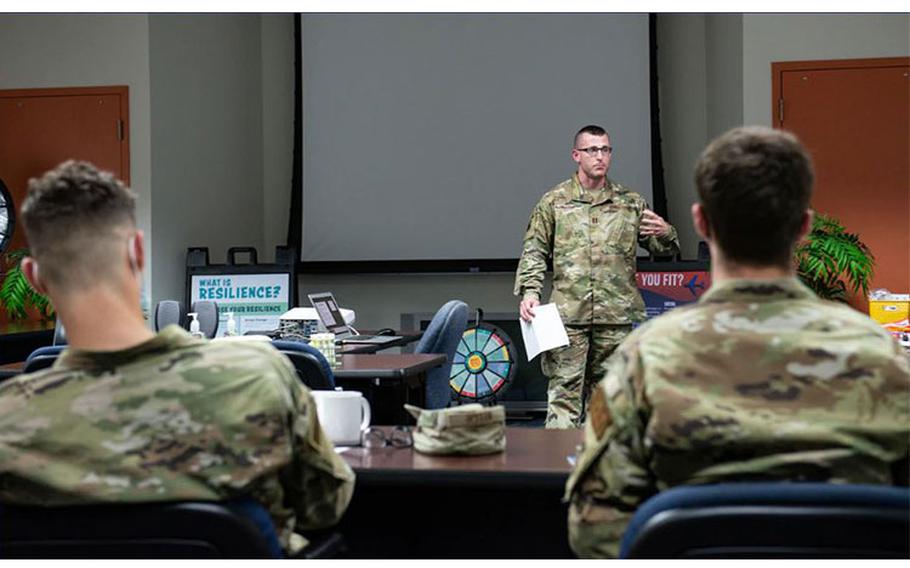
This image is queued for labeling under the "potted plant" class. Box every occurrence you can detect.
[0,247,54,320]
[795,213,875,303]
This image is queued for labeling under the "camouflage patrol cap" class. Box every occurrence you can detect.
[404,403,506,455]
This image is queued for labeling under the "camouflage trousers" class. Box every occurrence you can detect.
[542,324,632,429]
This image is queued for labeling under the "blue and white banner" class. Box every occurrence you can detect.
[190,273,290,337]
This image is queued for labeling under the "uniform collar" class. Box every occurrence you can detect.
[54,325,202,371]
[699,277,817,305]
[571,173,617,205]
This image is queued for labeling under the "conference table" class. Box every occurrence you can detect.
[337,426,582,558]
[332,353,447,424]
[337,330,423,354]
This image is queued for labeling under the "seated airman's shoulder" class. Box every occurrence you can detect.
[3,366,82,391]
[160,342,289,383]
[815,299,905,345]
[631,303,701,340]
[196,340,285,365]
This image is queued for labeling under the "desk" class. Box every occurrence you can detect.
[338,330,423,354]
[333,353,447,424]
[338,426,582,558]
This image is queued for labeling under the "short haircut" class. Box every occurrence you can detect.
[21,160,137,291]
[574,124,609,148]
[694,126,814,267]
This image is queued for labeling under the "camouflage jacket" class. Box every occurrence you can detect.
[514,175,680,324]
[0,326,355,555]
[565,278,910,558]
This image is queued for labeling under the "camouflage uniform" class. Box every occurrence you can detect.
[565,278,910,558]
[515,175,680,428]
[0,325,355,556]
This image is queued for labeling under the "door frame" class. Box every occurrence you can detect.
[771,57,909,128]
[0,85,130,184]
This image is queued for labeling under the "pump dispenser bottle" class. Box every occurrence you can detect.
[187,312,204,339]
[225,312,237,337]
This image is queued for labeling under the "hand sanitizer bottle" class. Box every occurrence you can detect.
[187,312,205,339]
[225,312,237,337]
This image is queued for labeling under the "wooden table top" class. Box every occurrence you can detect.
[333,353,447,379]
[337,330,423,354]
[340,426,583,488]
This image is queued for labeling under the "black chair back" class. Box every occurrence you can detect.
[22,346,66,374]
[272,340,336,390]
[622,483,910,559]
[0,500,281,558]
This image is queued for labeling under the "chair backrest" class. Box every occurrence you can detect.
[272,340,335,390]
[23,345,66,373]
[192,300,220,339]
[0,499,282,558]
[621,482,910,559]
[155,300,185,332]
[415,300,469,409]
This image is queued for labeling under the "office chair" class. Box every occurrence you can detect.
[415,300,469,409]
[620,482,910,559]
[191,300,220,339]
[155,300,185,331]
[0,499,282,558]
[22,345,66,373]
[272,340,336,390]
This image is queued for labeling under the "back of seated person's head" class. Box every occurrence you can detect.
[694,126,814,269]
[21,160,137,296]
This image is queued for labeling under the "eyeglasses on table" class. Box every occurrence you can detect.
[362,425,413,448]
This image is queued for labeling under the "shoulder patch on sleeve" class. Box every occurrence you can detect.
[588,385,612,440]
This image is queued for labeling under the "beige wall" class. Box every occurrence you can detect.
[657,14,708,260]
[742,14,910,126]
[0,14,284,311]
[0,15,154,309]
[148,14,266,305]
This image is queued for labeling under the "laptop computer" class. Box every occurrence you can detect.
[307,292,403,344]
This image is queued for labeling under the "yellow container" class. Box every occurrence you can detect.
[869,293,910,332]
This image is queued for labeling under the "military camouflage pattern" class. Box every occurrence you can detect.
[543,324,632,429]
[405,403,505,455]
[514,175,680,325]
[0,325,355,556]
[564,278,910,558]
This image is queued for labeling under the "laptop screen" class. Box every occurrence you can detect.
[307,292,350,334]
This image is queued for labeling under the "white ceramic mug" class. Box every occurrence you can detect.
[311,390,371,446]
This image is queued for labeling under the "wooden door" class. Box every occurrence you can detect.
[772,58,909,311]
[0,86,130,326]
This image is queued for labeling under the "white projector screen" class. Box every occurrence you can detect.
[301,14,653,264]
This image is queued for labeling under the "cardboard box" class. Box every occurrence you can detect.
[869,293,910,333]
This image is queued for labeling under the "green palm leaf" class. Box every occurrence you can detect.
[0,247,55,320]
[795,213,875,302]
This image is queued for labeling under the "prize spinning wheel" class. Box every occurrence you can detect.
[0,178,15,255]
[449,310,516,404]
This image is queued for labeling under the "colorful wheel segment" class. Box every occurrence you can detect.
[449,323,516,403]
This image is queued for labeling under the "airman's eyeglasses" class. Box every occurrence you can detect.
[363,426,413,448]
[575,146,613,156]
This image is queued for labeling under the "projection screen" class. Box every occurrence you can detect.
[301,14,652,264]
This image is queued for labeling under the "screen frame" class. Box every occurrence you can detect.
[290,14,669,274]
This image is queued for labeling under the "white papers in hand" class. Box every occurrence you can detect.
[519,303,569,361]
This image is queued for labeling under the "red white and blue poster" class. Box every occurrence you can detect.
[636,270,711,320]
